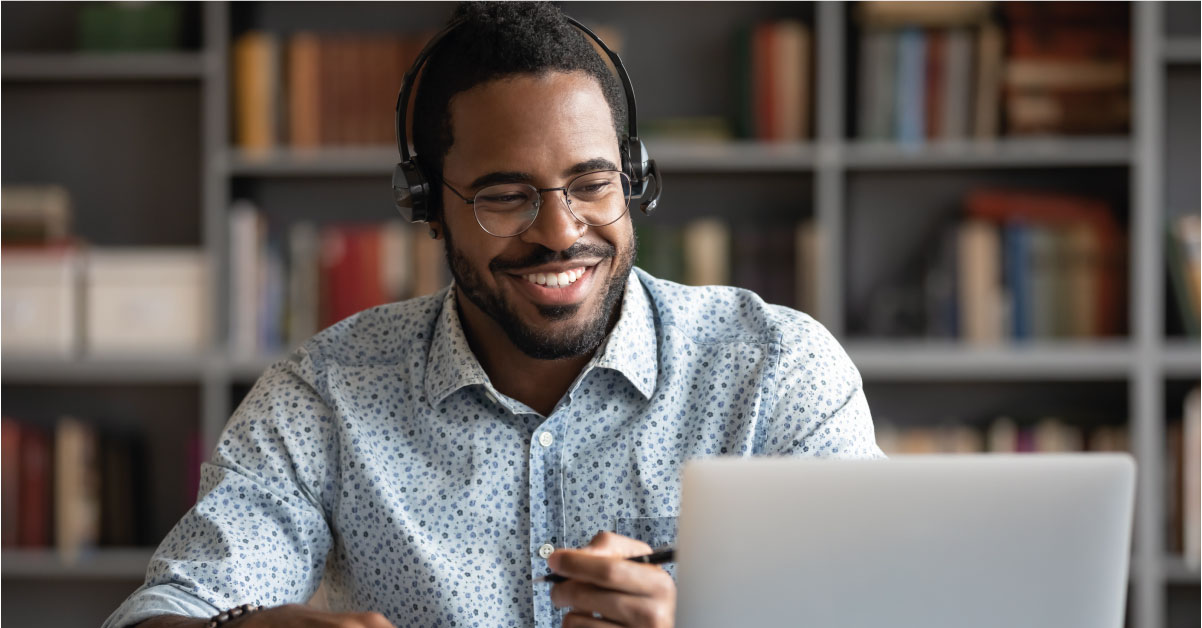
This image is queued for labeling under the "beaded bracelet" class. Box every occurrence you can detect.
[206,603,264,627]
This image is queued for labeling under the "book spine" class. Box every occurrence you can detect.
[2,418,19,546]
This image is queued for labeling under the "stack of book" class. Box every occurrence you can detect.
[732,20,812,141]
[0,417,174,560]
[1001,2,1130,135]
[636,218,819,314]
[228,202,448,357]
[855,1,1000,143]
[862,188,1124,342]
[874,416,1130,455]
[233,30,424,152]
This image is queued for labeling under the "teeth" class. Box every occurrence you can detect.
[523,267,587,287]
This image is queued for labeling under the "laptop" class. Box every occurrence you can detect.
[674,454,1135,628]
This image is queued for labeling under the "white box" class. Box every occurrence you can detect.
[1,248,82,356]
[85,248,210,355]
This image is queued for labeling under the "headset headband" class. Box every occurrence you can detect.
[394,16,639,163]
[391,13,661,223]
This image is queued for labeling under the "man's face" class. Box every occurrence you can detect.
[438,71,635,360]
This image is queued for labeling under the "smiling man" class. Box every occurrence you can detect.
[104,4,882,628]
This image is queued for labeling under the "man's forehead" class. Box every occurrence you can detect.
[443,70,621,178]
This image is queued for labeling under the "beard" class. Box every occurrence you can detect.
[443,228,636,361]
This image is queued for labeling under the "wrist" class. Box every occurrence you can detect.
[206,603,264,628]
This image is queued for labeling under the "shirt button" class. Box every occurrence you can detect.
[538,431,554,447]
[538,543,555,559]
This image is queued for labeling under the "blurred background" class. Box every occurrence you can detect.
[0,1,1198,626]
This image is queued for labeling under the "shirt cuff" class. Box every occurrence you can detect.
[101,583,220,628]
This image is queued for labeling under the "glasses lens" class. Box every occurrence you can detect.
[473,184,539,237]
[567,171,631,226]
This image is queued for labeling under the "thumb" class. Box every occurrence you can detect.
[581,530,653,558]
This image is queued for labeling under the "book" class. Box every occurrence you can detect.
[895,28,927,145]
[682,218,731,287]
[229,200,265,356]
[55,416,101,562]
[233,31,281,153]
[795,221,820,316]
[957,219,1003,344]
[2,418,19,546]
[287,222,321,347]
[858,28,896,141]
[772,20,811,141]
[939,28,973,140]
[972,22,1003,139]
[287,31,321,149]
[17,425,51,547]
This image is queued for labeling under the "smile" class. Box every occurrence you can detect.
[522,267,586,287]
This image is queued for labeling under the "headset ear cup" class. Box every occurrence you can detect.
[393,159,431,223]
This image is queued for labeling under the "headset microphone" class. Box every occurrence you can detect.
[392,16,660,225]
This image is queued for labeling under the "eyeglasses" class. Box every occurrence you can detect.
[442,170,632,238]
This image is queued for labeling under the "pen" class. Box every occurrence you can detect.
[534,547,675,583]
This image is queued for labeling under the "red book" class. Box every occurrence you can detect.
[753,22,777,141]
[924,29,945,139]
[2,418,19,546]
[18,426,51,547]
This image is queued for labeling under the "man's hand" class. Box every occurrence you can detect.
[135,604,397,628]
[547,531,676,628]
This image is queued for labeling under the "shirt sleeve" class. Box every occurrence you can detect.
[760,313,886,460]
[102,351,337,628]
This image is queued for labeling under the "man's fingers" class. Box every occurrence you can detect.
[548,549,667,595]
[562,609,623,628]
[552,580,669,627]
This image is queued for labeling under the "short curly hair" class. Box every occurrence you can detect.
[411,1,628,217]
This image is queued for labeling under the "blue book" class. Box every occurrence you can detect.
[895,28,926,146]
[1003,222,1031,340]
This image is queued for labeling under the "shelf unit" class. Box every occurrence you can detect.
[1,3,1197,628]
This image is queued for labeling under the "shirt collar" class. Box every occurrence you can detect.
[423,269,660,408]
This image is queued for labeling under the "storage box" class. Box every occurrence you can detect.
[1,248,82,356]
[85,248,210,355]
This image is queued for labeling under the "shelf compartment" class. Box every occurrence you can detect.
[1163,342,1200,376]
[1163,38,1201,64]
[227,147,397,177]
[1,52,207,81]
[1,547,154,579]
[1,355,216,383]
[847,341,1135,380]
[843,137,1131,170]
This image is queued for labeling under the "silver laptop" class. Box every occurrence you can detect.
[674,454,1135,628]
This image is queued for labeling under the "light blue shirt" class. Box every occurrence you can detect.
[104,268,882,628]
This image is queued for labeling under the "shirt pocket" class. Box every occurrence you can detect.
[614,515,678,550]
[614,516,678,579]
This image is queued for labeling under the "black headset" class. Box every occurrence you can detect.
[391,16,661,225]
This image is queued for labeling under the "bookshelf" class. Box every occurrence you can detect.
[0,3,1197,628]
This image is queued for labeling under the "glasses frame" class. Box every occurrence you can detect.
[441,169,633,238]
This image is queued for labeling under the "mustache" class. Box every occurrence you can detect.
[489,241,617,273]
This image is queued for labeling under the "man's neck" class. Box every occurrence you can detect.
[454,291,596,417]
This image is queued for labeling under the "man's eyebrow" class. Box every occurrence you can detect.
[469,171,536,189]
[565,158,620,177]
[468,158,621,189]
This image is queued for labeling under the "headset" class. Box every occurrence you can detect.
[391,16,661,225]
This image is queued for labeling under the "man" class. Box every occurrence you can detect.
[105,3,882,628]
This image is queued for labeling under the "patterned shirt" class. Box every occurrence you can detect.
[103,267,882,628]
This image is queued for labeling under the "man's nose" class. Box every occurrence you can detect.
[519,190,587,252]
